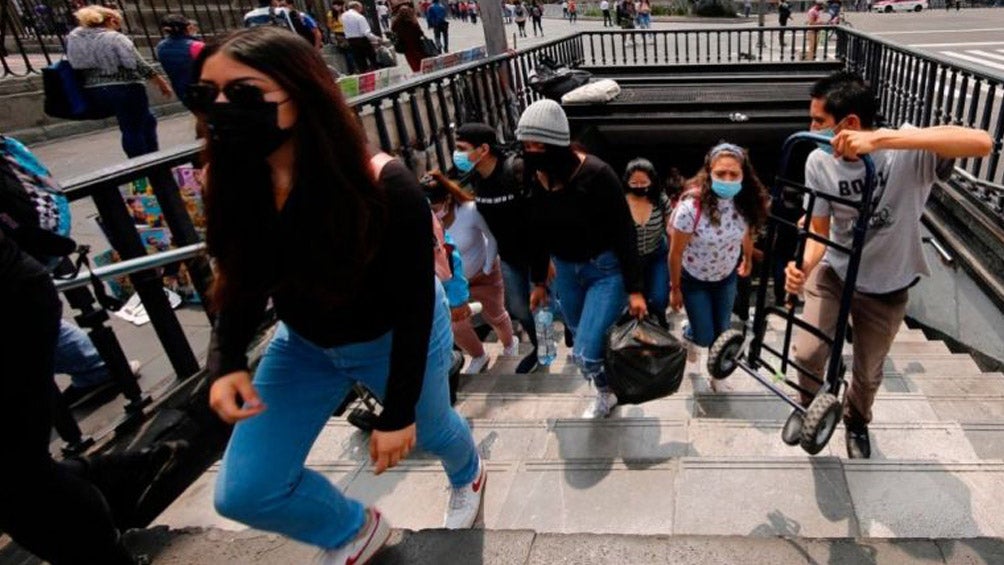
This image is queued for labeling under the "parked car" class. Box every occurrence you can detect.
[872,0,928,11]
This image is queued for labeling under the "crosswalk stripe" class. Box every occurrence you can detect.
[968,50,1004,63]
[940,50,1004,73]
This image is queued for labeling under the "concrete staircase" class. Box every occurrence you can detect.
[154,314,1004,559]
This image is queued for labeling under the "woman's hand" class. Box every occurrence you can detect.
[738,256,752,278]
[628,292,648,319]
[530,284,549,311]
[450,304,472,323]
[209,371,266,424]
[153,75,173,98]
[370,424,416,475]
[670,287,684,312]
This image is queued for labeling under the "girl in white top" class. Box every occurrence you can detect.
[424,171,518,373]
[669,143,769,351]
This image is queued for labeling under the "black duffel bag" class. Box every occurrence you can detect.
[604,314,687,405]
[527,55,592,101]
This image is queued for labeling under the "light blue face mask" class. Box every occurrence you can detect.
[711,178,742,199]
[453,149,477,173]
[815,128,836,154]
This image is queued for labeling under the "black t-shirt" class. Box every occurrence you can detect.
[527,154,643,293]
[207,160,435,432]
[469,155,536,268]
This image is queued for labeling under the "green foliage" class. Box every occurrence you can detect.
[693,0,738,16]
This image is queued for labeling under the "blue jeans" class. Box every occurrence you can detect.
[84,83,159,158]
[54,320,108,388]
[681,270,738,347]
[500,259,537,347]
[214,281,478,550]
[641,240,669,322]
[551,251,627,388]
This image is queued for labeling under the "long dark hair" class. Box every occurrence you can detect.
[198,27,384,311]
[622,157,660,203]
[686,144,769,229]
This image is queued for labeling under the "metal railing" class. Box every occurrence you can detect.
[576,26,844,67]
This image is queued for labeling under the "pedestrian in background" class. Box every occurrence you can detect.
[601,0,612,26]
[341,0,384,72]
[391,3,428,72]
[530,0,544,35]
[514,0,528,37]
[66,6,172,158]
[426,0,449,53]
[156,15,205,112]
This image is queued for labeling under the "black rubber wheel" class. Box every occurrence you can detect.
[799,393,842,455]
[707,329,745,380]
[913,4,922,10]
[884,5,893,11]
[347,408,377,432]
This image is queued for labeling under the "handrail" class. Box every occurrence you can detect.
[842,26,1004,86]
[53,244,207,293]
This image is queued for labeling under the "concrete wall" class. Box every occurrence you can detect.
[908,225,1004,365]
[0,72,186,145]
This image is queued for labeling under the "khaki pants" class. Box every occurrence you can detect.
[792,265,909,426]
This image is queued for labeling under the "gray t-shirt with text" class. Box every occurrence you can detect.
[805,129,953,294]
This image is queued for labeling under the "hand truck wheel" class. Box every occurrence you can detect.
[800,392,842,455]
[347,408,378,432]
[707,329,745,380]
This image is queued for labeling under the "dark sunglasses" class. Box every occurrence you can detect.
[185,82,286,112]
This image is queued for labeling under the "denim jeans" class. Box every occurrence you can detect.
[84,83,159,158]
[681,270,738,348]
[214,280,478,550]
[500,259,537,347]
[551,251,627,388]
[54,320,109,388]
[641,239,669,324]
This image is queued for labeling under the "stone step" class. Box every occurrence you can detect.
[461,371,1004,399]
[451,391,942,423]
[156,457,1004,539]
[309,418,982,464]
[927,395,1004,423]
[961,423,1004,460]
[94,528,1004,565]
[905,374,1004,396]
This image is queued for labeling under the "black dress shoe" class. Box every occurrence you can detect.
[845,425,871,459]
[564,326,575,348]
[782,409,804,446]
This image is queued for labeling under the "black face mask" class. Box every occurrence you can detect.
[206,102,293,160]
[523,145,580,185]
[628,185,651,197]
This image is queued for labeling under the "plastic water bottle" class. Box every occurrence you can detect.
[535,307,557,366]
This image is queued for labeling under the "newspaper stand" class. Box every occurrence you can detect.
[707,132,877,455]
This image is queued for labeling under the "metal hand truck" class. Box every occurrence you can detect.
[706,132,878,455]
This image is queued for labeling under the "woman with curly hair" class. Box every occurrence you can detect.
[669,142,769,355]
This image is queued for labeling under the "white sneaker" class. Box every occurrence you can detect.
[502,340,520,357]
[465,354,490,374]
[444,457,487,529]
[582,389,618,418]
[315,507,390,565]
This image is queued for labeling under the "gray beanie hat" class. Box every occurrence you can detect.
[515,99,570,147]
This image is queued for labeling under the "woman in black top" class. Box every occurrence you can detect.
[623,158,671,328]
[518,99,646,419]
[196,27,482,563]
